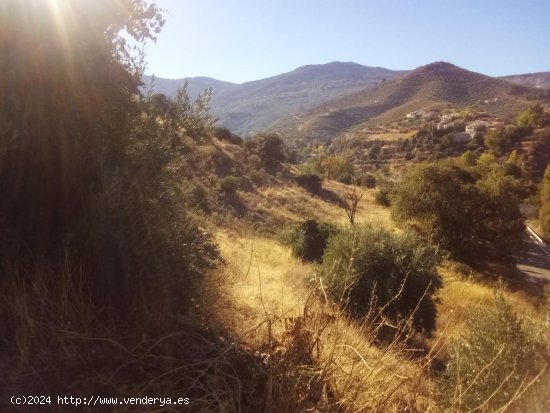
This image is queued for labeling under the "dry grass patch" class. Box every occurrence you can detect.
[215,231,314,343]
[214,230,439,411]
[431,261,539,362]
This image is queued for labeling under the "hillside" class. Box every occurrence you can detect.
[143,62,405,135]
[284,62,538,143]
[142,74,239,101]
[501,71,550,90]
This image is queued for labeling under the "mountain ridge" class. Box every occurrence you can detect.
[142,61,548,138]
[142,62,406,135]
[282,61,540,142]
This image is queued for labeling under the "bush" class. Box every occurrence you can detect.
[0,0,220,326]
[254,132,287,171]
[391,160,524,260]
[439,290,548,412]
[181,179,212,213]
[374,188,391,206]
[357,173,377,188]
[220,175,241,195]
[296,173,323,194]
[283,219,333,262]
[213,126,243,145]
[540,165,550,238]
[320,224,442,334]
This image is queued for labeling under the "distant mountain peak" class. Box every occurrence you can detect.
[419,61,459,70]
[289,61,397,77]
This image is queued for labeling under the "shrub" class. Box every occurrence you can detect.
[439,290,548,412]
[255,132,287,171]
[540,165,550,238]
[374,188,391,206]
[213,126,243,145]
[392,160,524,260]
[284,219,333,262]
[320,224,441,334]
[0,0,220,326]
[220,175,241,195]
[356,173,377,188]
[296,173,323,194]
[181,179,212,213]
[337,173,353,184]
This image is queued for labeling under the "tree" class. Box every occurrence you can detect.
[484,127,509,155]
[286,219,332,262]
[254,132,287,170]
[343,188,363,224]
[517,103,548,128]
[391,160,524,260]
[0,0,164,251]
[540,165,550,238]
[0,0,220,316]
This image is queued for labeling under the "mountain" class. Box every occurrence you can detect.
[286,62,537,142]
[141,75,239,100]
[500,71,550,90]
[142,62,405,135]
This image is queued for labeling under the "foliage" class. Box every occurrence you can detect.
[296,173,323,194]
[356,173,377,188]
[320,224,442,334]
[181,179,212,213]
[484,127,509,155]
[374,180,394,207]
[0,0,163,250]
[321,155,356,183]
[213,126,243,145]
[302,152,356,183]
[517,103,549,128]
[391,160,524,260]
[539,165,550,238]
[0,0,220,322]
[172,81,216,138]
[283,219,333,262]
[439,290,547,412]
[220,175,241,195]
[248,132,287,171]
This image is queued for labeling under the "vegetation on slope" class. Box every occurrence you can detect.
[1,2,549,412]
[289,62,543,143]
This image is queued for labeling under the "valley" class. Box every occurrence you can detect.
[2,2,550,412]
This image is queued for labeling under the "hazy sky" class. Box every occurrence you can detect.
[143,0,550,83]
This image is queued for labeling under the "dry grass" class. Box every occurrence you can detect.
[237,179,392,230]
[214,229,438,412]
[215,231,313,343]
[429,261,540,367]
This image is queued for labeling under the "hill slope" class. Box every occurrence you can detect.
[501,71,550,90]
[285,62,536,142]
[143,62,405,135]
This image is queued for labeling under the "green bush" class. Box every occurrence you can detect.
[213,126,243,145]
[296,174,323,194]
[391,160,524,260]
[0,0,220,324]
[220,175,241,195]
[374,188,392,206]
[283,219,333,262]
[356,173,377,188]
[320,224,441,334]
[540,165,550,238]
[181,179,212,213]
[439,290,548,412]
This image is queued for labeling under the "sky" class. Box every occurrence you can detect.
[143,0,550,84]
